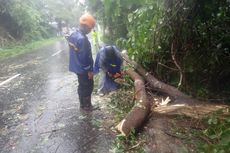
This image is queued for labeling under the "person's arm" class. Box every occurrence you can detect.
[93,50,101,75]
[68,35,79,51]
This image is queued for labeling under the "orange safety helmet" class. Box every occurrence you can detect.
[79,13,96,29]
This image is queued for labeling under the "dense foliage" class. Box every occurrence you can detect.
[0,0,48,41]
[86,0,230,101]
[0,0,82,44]
[199,108,230,153]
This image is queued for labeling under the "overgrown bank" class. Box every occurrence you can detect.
[86,1,230,150]
[0,37,62,59]
[87,0,230,102]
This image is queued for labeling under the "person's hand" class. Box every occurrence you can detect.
[88,71,93,80]
[113,72,121,78]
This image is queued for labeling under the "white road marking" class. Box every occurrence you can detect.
[0,74,21,87]
[51,50,63,57]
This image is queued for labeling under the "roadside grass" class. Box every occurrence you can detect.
[0,37,63,59]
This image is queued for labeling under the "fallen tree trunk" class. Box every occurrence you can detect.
[121,52,190,101]
[116,52,193,136]
[116,69,151,136]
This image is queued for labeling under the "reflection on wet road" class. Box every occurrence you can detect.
[0,41,113,153]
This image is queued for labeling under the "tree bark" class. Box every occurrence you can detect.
[116,69,151,136]
[121,52,190,101]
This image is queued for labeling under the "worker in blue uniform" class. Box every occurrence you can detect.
[68,13,96,110]
[94,45,123,95]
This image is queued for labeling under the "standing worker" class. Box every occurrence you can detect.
[94,45,123,95]
[68,13,96,110]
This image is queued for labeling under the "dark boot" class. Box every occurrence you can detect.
[82,96,92,110]
[84,96,92,107]
[79,96,85,108]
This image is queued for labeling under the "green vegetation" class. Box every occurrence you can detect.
[0,0,84,58]
[109,88,134,122]
[107,76,145,152]
[111,130,145,153]
[85,1,230,152]
[169,107,230,153]
[0,37,62,59]
[1,0,52,41]
[0,0,83,46]
[198,108,230,153]
[87,0,230,101]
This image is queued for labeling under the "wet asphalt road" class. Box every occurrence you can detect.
[0,40,113,153]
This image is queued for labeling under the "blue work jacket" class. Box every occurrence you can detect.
[68,29,93,74]
[94,46,122,75]
[93,46,123,94]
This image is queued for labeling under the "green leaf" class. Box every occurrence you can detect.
[220,130,230,145]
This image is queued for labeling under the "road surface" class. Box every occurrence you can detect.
[0,40,113,153]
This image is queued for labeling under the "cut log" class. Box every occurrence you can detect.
[116,69,151,136]
[121,52,190,101]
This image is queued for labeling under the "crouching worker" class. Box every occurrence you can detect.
[68,13,95,110]
[94,45,123,95]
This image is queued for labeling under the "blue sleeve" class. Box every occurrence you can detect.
[68,35,73,43]
[77,38,93,72]
[93,50,101,74]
